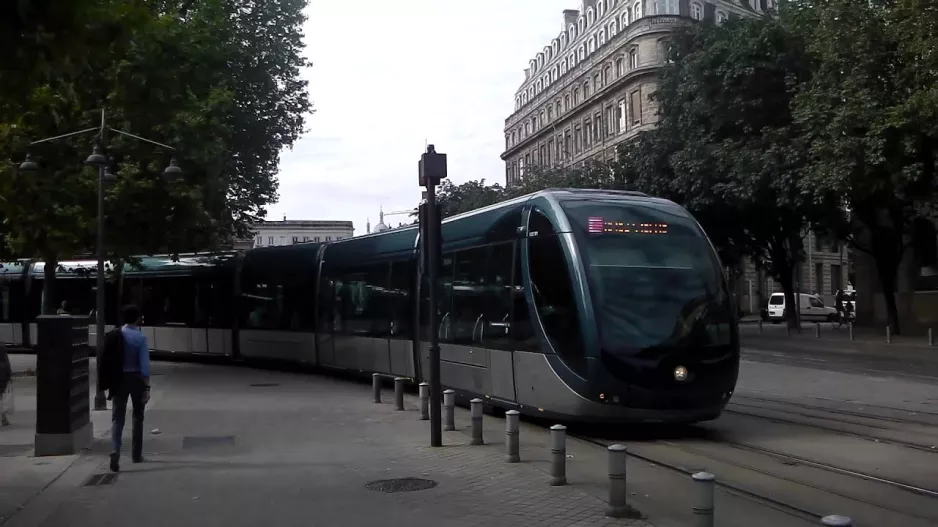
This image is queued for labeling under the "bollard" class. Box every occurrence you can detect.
[758,319,763,333]
[394,377,405,411]
[820,515,853,526]
[886,325,892,344]
[929,328,934,347]
[605,444,639,518]
[505,410,520,463]
[692,472,715,527]
[418,382,429,420]
[549,424,567,486]
[443,389,455,431]
[849,322,854,341]
[815,322,821,338]
[786,324,790,336]
[470,398,483,445]
[372,373,381,403]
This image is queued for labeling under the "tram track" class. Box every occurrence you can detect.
[723,396,938,453]
[572,432,938,526]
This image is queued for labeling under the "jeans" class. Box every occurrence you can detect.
[111,373,146,460]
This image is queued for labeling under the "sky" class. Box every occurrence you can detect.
[269,0,576,235]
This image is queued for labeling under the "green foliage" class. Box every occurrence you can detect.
[786,0,938,332]
[0,0,313,313]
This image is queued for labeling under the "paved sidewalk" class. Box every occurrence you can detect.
[1,358,659,527]
[0,354,112,525]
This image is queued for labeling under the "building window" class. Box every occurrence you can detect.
[314,237,320,242]
[603,65,611,86]
[633,1,642,20]
[653,0,659,14]
[256,236,262,246]
[584,81,591,98]
[599,30,606,45]
[547,106,553,122]
[691,2,703,20]
[585,120,593,148]
[629,47,639,69]
[326,236,331,242]
[610,20,617,36]
[617,99,626,131]
[573,87,580,105]
[588,37,595,54]
[563,130,572,158]
[292,236,299,244]
[280,236,285,245]
[574,124,582,153]
[563,94,570,111]
[616,58,624,76]
[630,89,641,124]
[622,12,630,27]
[579,46,585,60]
[716,10,728,24]
[268,236,274,245]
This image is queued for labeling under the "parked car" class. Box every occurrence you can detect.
[766,292,838,323]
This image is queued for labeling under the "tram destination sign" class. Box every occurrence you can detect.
[587,217,669,235]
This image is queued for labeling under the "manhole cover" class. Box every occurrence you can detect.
[182,436,236,450]
[365,478,438,493]
[249,383,280,387]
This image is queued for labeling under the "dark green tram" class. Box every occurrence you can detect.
[0,189,739,423]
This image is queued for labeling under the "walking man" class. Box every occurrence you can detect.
[109,304,151,472]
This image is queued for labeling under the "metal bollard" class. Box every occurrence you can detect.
[394,377,405,411]
[886,325,892,344]
[605,444,638,518]
[786,323,791,336]
[929,328,934,347]
[758,319,763,333]
[505,410,520,463]
[549,424,567,486]
[470,398,484,445]
[418,382,429,420]
[820,515,853,526]
[443,389,455,431]
[372,373,381,403]
[849,322,854,341]
[815,322,821,338]
[692,472,715,527]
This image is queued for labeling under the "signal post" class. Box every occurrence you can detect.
[418,145,446,447]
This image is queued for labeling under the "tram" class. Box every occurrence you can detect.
[0,189,740,424]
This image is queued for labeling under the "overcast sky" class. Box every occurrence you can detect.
[270,0,574,234]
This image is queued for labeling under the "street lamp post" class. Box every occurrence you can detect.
[418,144,447,447]
[18,107,182,411]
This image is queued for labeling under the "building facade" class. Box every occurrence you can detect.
[234,217,355,250]
[501,0,773,185]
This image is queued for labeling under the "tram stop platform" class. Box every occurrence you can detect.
[0,355,681,527]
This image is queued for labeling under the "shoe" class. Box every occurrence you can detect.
[109,453,120,473]
[132,456,144,464]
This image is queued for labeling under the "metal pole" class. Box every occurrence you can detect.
[418,382,429,420]
[394,377,405,411]
[505,410,520,462]
[605,444,630,518]
[470,398,483,445]
[815,322,821,338]
[549,424,567,486]
[929,328,934,346]
[692,472,715,527]
[427,182,442,447]
[849,322,854,341]
[372,373,381,403]
[886,325,891,344]
[92,110,108,412]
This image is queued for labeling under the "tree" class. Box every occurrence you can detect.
[787,0,938,333]
[0,0,313,314]
[617,17,825,327]
[506,160,620,199]
[430,179,507,219]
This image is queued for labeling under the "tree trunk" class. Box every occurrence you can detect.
[875,253,901,335]
[113,258,124,326]
[41,256,58,315]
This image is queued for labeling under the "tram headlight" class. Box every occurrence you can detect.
[674,366,689,382]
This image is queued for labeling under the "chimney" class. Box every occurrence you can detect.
[563,9,579,28]
[282,214,286,221]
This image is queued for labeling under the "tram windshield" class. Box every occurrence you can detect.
[561,198,734,358]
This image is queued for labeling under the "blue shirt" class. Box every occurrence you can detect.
[120,325,151,378]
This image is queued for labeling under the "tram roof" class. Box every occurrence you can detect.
[11,252,238,278]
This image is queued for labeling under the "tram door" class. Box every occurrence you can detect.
[316,271,336,367]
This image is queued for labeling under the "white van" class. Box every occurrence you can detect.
[766,292,838,323]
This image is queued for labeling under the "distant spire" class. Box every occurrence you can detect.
[366,217,371,234]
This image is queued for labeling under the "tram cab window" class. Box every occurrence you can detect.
[527,208,585,370]
[511,242,537,351]
[444,243,513,350]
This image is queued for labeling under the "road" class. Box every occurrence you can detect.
[576,332,938,527]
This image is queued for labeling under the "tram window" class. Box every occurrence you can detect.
[334,263,391,338]
[511,242,537,351]
[193,274,234,328]
[433,255,456,342]
[449,247,489,345]
[528,210,585,370]
[388,260,415,340]
[240,267,314,332]
[137,276,197,326]
[480,242,513,350]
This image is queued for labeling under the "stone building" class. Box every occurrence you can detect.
[235,216,354,250]
[500,0,776,184]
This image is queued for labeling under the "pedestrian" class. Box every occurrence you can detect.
[107,304,151,472]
